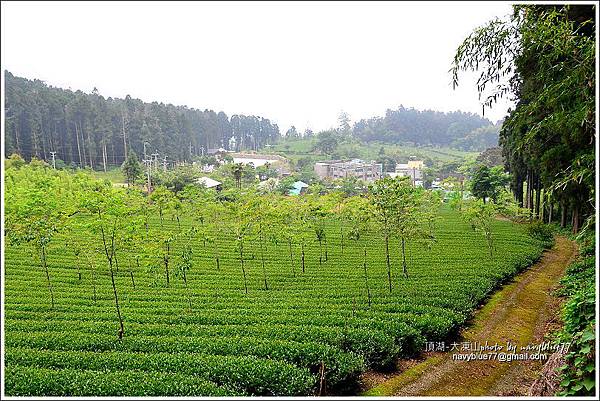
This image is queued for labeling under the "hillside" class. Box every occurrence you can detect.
[4,71,281,166]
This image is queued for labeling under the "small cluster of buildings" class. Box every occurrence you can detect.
[195,149,428,195]
[314,159,383,182]
[314,158,426,186]
[388,160,425,187]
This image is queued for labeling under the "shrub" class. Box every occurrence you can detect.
[525,220,554,243]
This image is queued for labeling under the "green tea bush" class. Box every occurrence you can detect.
[525,220,554,244]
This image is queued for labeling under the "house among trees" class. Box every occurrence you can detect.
[314,159,383,182]
[288,181,309,196]
[231,152,287,167]
[394,160,425,186]
[230,152,290,177]
[196,176,222,191]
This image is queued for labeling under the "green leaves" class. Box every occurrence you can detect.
[556,231,596,396]
[5,165,556,396]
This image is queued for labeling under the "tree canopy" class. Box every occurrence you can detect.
[4,71,281,166]
[451,4,595,233]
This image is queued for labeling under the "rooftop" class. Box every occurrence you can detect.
[196,176,222,188]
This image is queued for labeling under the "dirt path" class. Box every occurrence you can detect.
[361,236,577,397]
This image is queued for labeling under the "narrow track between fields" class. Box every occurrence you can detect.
[361,236,577,397]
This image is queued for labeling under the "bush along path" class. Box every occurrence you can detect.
[362,236,577,397]
[537,231,595,396]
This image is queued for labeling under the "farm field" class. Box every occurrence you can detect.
[3,171,548,396]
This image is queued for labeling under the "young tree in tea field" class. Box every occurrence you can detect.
[121,151,143,187]
[368,176,400,292]
[71,237,100,301]
[224,196,254,294]
[118,190,146,288]
[4,167,68,309]
[203,200,227,271]
[78,181,136,339]
[419,189,441,251]
[149,186,175,227]
[307,195,330,265]
[294,197,312,273]
[247,193,275,290]
[463,199,497,258]
[323,191,346,256]
[171,197,183,232]
[175,227,197,311]
[273,196,304,278]
[395,183,418,279]
[341,196,375,306]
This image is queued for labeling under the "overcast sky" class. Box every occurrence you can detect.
[2,1,514,132]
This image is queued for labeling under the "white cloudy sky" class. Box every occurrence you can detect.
[2,1,514,132]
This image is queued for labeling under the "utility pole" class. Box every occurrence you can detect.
[189,142,194,160]
[163,156,168,172]
[143,142,149,161]
[151,152,159,172]
[50,151,57,169]
[143,158,152,193]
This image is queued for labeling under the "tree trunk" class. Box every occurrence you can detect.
[524,171,529,209]
[214,239,220,270]
[15,124,21,155]
[516,174,524,207]
[401,237,408,278]
[239,239,248,294]
[288,238,295,277]
[535,178,541,218]
[84,124,93,169]
[102,143,108,172]
[548,202,553,224]
[40,244,55,309]
[528,171,534,214]
[318,239,323,266]
[572,204,580,234]
[164,242,170,287]
[122,111,128,161]
[560,200,567,228]
[75,122,83,168]
[385,235,392,293]
[109,256,124,340]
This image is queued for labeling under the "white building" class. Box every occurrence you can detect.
[231,153,287,168]
[196,176,222,190]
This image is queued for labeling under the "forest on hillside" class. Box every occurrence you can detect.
[3,71,281,167]
[5,72,502,166]
[352,106,498,150]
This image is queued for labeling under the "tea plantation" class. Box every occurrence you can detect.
[4,202,546,396]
